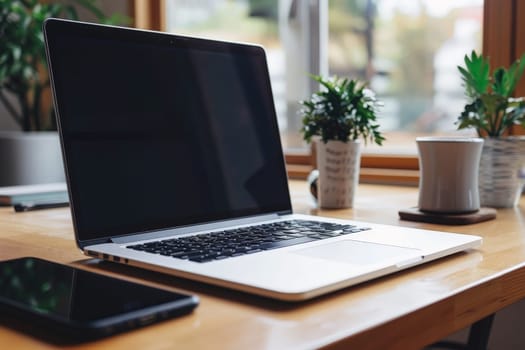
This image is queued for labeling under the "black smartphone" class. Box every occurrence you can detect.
[0,257,198,342]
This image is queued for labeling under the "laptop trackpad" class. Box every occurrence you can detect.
[293,240,422,266]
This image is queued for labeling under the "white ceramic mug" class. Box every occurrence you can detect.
[417,137,484,214]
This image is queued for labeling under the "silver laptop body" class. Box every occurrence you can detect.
[44,18,481,301]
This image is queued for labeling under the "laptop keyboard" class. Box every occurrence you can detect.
[127,220,370,263]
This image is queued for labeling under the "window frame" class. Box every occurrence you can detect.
[131,0,525,183]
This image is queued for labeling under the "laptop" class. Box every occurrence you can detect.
[43,18,481,301]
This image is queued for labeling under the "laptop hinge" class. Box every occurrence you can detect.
[110,213,282,245]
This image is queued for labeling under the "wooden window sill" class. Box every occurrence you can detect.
[286,165,419,186]
[285,152,419,186]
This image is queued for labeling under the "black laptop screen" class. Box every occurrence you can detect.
[44,19,291,243]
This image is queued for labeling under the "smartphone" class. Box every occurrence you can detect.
[0,257,198,342]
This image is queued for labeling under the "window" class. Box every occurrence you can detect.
[132,0,525,181]
[162,0,322,152]
[329,0,483,154]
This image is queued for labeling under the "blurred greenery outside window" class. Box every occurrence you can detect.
[164,0,483,157]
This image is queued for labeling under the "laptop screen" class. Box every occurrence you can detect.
[44,19,292,243]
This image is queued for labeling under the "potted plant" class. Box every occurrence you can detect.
[0,0,124,186]
[456,50,525,207]
[301,75,384,209]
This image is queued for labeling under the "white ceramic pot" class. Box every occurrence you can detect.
[316,140,360,209]
[0,131,65,186]
[478,137,525,208]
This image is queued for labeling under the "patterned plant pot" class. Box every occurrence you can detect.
[316,140,360,209]
[478,137,525,208]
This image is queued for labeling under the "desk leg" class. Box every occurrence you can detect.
[426,313,495,350]
[466,313,494,350]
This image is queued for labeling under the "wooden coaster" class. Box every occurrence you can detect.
[398,207,497,225]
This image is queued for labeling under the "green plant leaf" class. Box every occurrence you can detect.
[0,0,126,131]
[458,50,490,98]
[491,67,510,96]
[504,52,525,97]
[300,75,384,146]
[456,51,525,136]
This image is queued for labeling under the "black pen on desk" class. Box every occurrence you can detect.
[14,201,69,212]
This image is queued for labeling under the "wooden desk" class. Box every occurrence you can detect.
[1,180,525,349]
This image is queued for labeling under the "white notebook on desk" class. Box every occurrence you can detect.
[0,183,68,206]
[44,18,482,301]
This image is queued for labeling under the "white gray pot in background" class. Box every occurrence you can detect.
[0,131,65,186]
[316,140,361,209]
[478,137,525,208]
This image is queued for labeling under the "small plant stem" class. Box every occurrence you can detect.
[32,84,42,131]
[0,90,23,127]
[17,92,31,131]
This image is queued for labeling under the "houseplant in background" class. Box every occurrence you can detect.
[456,50,525,207]
[301,75,384,209]
[0,0,124,185]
